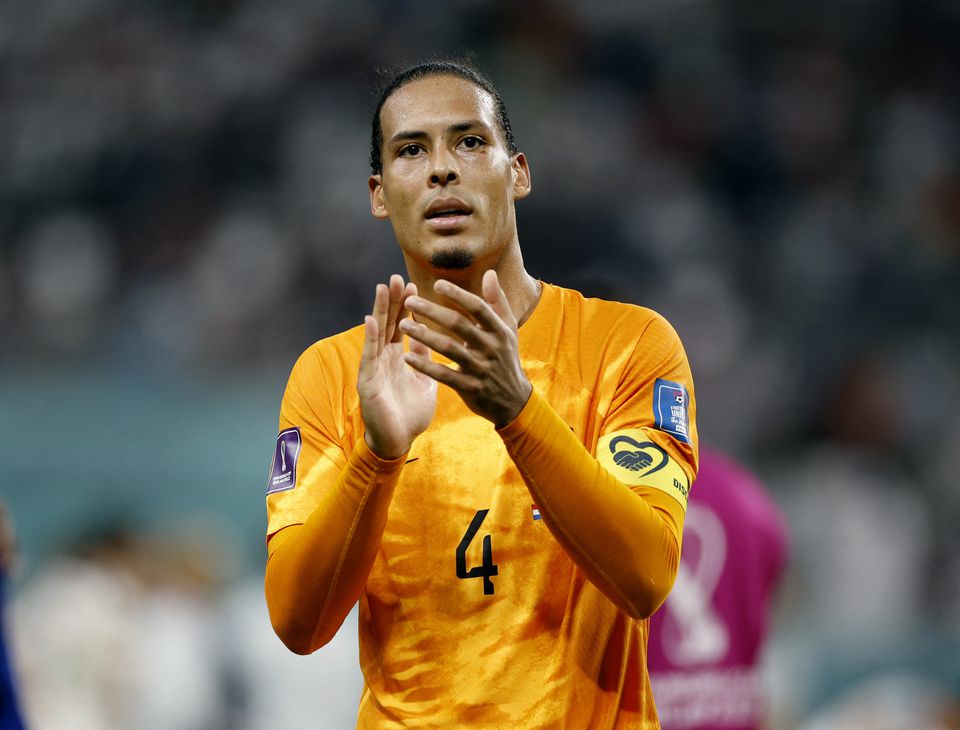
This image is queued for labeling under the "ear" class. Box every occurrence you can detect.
[511,153,532,200]
[369,175,389,219]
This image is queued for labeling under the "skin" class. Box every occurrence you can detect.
[361,74,541,458]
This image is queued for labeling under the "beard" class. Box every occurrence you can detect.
[429,248,475,270]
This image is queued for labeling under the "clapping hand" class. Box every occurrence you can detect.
[358,275,438,459]
[399,270,532,428]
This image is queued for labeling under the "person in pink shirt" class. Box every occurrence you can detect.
[648,446,789,730]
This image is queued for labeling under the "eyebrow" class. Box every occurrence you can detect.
[388,119,492,146]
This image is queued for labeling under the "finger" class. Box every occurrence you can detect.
[393,281,418,344]
[404,351,482,393]
[404,295,495,347]
[359,314,380,383]
[399,318,480,372]
[407,332,430,358]
[404,284,427,357]
[372,283,389,356]
[482,270,517,329]
[433,279,507,333]
[385,274,405,344]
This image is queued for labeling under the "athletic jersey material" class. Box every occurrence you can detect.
[266,282,699,728]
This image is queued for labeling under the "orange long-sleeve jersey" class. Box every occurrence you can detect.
[265,282,699,728]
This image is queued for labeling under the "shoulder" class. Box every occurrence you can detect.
[545,283,684,356]
[287,324,365,387]
[549,282,673,327]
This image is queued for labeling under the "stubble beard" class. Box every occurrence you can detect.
[429,248,475,270]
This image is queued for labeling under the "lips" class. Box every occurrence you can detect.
[424,197,472,232]
[424,198,473,219]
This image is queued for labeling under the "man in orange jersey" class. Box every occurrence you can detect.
[264,60,699,728]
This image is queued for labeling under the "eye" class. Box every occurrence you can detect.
[460,136,485,150]
[398,144,423,158]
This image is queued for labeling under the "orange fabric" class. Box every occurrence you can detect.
[265,282,698,728]
[266,438,406,652]
[498,389,687,620]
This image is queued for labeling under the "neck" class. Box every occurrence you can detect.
[404,242,541,328]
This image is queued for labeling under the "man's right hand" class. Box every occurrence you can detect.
[359,274,438,459]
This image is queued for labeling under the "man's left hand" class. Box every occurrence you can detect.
[399,270,532,427]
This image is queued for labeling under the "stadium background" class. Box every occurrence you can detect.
[1,0,958,727]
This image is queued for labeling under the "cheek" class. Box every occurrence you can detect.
[470,160,513,201]
[383,180,418,221]
[394,190,417,218]
[485,171,516,218]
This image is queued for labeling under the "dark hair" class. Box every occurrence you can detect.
[369,59,518,175]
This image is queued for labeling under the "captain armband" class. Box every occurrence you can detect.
[596,430,691,511]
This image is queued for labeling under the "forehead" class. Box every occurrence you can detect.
[380,74,499,138]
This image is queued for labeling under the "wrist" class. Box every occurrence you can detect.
[363,430,410,461]
[494,381,534,429]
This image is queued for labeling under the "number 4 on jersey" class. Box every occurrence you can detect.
[456,509,499,595]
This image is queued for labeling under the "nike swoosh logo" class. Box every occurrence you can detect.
[405,457,419,464]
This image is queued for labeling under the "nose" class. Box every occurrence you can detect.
[429,147,459,187]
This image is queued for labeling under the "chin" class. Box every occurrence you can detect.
[429,248,475,271]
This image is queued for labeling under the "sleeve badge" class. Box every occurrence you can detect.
[653,378,691,444]
[267,427,301,494]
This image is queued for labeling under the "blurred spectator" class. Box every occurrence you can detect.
[777,349,935,636]
[221,584,364,730]
[648,446,789,730]
[14,211,119,354]
[797,672,960,730]
[187,205,299,362]
[10,517,232,730]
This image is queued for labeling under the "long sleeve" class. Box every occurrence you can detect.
[498,389,688,619]
[264,437,405,654]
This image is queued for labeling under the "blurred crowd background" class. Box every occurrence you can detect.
[1,0,959,727]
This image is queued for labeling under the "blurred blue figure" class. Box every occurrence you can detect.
[0,504,25,730]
